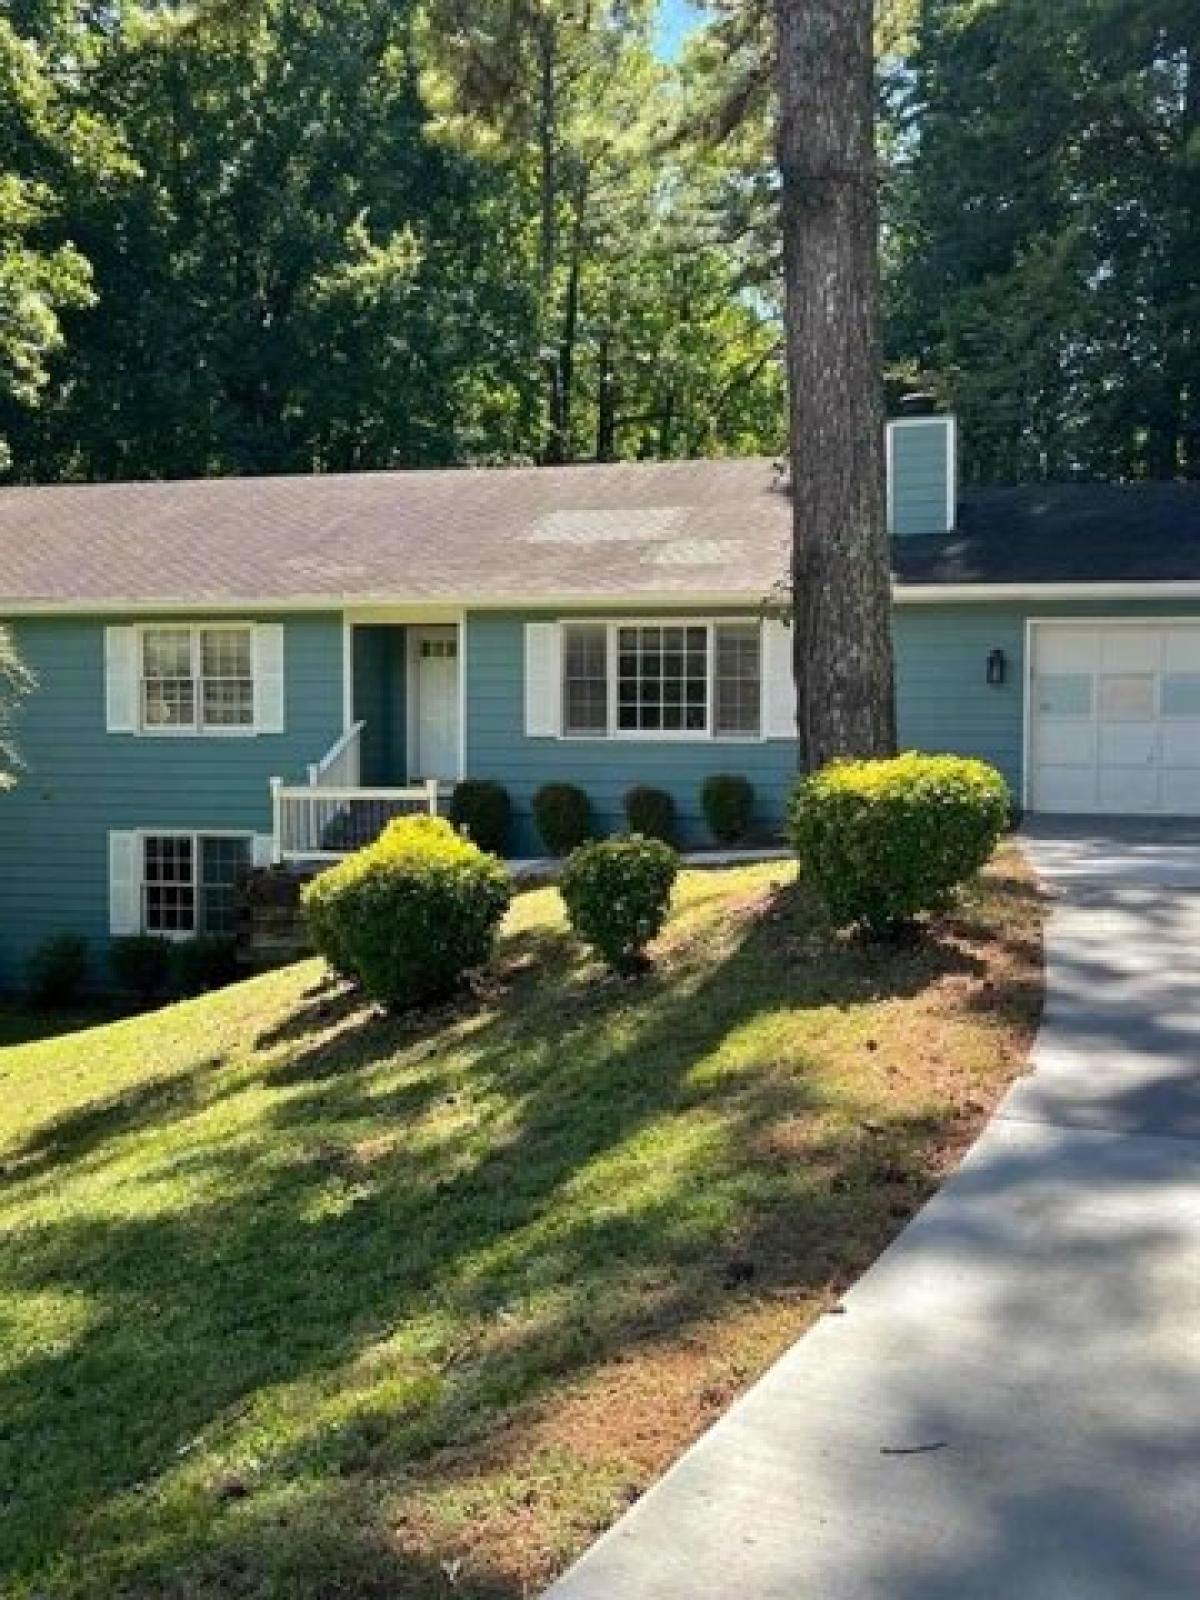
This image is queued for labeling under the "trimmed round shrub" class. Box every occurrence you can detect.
[533,782,591,856]
[623,785,676,844]
[701,774,755,845]
[560,836,679,974]
[110,934,171,1005]
[170,935,240,997]
[303,814,511,1011]
[787,752,1011,937]
[450,779,512,856]
[25,934,89,1009]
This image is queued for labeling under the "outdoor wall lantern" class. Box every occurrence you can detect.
[986,648,1008,687]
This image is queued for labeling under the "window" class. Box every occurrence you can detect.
[559,620,762,739]
[141,625,254,732]
[714,624,762,736]
[142,834,251,937]
[563,623,609,735]
[618,625,708,733]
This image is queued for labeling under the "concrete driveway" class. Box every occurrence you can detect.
[546,822,1200,1600]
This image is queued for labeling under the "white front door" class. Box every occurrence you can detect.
[411,627,460,782]
[1030,622,1200,815]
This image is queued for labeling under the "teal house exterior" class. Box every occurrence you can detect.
[3,412,1200,987]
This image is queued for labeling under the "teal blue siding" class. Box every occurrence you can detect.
[890,420,952,536]
[0,613,344,988]
[894,607,1027,793]
[465,612,799,853]
[352,625,407,784]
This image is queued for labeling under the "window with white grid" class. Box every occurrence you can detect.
[142,834,251,936]
[562,623,609,735]
[618,625,709,734]
[140,625,254,731]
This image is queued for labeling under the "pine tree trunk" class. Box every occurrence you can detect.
[774,0,896,770]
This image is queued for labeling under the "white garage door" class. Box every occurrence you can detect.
[1030,623,1200,815]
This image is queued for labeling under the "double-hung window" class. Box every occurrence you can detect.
[560,620,762,739]
[141,625,254,732]
[142,834,251,937]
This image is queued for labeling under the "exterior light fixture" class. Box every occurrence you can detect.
[986,648,1007,687]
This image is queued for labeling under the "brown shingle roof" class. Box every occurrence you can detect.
[0,459,792,611]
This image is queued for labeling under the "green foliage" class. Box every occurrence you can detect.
[623,785,675,843]
[303,814,511,1011]
[560,835,679,973]
[532,783,591,855]
[701,773,755,845]
[449,779,511,856]
[169,936,240,998]
[788,752,1010,936]
[109,934,171,1005]
[884,0,1200,482]
[24,932,88,1009]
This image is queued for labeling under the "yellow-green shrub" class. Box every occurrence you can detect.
[788,753,1010,936]
[303,815,511,1010]
[560,836,679,973]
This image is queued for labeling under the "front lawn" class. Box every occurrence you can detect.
[0,855,1042,1599]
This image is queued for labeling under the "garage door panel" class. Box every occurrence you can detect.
[1098,765,1159,813]
[1035,766,1098,813]
[1100,629,1162,672]
[1161,770,1200,815]
[1036,630,1100,673]
[1161,722,1200,765]
[1163,629,1200,671]
[1034,719,1095,765]
[1098,722,1158,765]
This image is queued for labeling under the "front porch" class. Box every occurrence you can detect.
[271,619,462,862]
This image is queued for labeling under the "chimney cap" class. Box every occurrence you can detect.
[896,391,941,418]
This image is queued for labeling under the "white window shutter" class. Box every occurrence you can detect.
[762,619,798,740]
[252,833,275,869]
[525,623,561,738]
[105,626,138,732]
[254,624,285,733]
[109,832,141,936]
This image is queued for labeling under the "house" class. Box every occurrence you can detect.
[2,412,1200,985]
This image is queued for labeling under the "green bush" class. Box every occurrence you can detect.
[623,785,676,843]
[533,782,591,856]
[170,935,240,997]
[788,752,1010,937]
[701,774,755,845]
[560,836,679,973]
[450,779,511,856]
[109,934,172,1005]
[303,814,511,1011]
[25,934,89,1009]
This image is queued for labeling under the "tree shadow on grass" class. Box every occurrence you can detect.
[0,872,1039,1598]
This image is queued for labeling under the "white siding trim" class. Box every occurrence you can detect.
[105,626,138,732]
[525,622,562,738]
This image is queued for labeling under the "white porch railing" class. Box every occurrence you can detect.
[307,720,364,789]
[271,777,441,862]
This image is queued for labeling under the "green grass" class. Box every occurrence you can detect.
[0,858,1042,1599]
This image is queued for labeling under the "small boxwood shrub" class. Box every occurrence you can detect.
[170,935,239,997]
[25,934,89,1009]
[623,785,676,843]
[450,779,511,856]
[701,774,755,845]
[110,934,172,1005]
[533,782,591,856]
[560,836,679,973]
[303,814,511,1011]
[788,752,1010,937]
